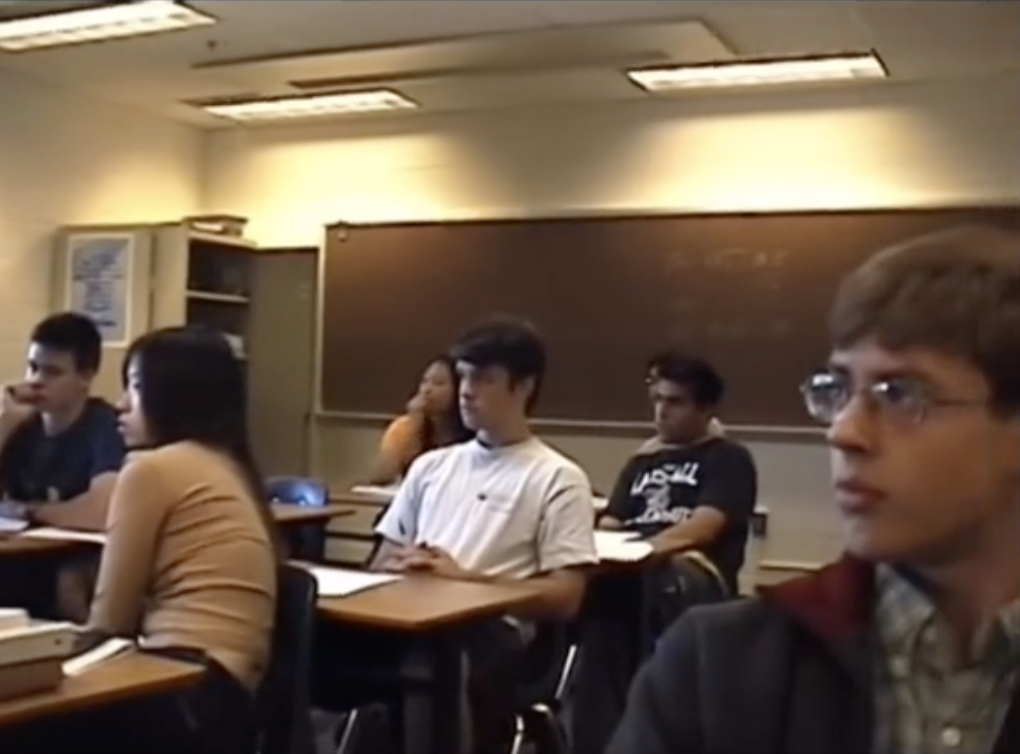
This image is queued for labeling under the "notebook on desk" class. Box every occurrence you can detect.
[594,531,654,562]
[349,484,398,501]
[18,527,107,545]
[303,565,401,598]
[62,634,134,677]
[0,619,77,667]
[0,516,28,534]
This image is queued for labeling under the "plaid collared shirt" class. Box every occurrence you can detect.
[872,565,1020,754]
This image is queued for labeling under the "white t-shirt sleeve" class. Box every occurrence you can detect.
[375,455,425,545]
[536,468,599,572]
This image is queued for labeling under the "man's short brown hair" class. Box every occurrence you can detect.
[829,223,1020,413]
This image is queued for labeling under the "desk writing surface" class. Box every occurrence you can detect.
[0,652,203,727]
[0,536,78,556]
[322,208,1019,426]
[271,502,355,525]
[329,491,389,509]
[317,575,538,631]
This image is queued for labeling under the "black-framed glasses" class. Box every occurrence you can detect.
[800,370,988,426]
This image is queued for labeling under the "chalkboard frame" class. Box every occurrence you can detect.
[315,205,1019,432]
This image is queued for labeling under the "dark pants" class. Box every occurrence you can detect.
[0,550,98,622]
[314,619,526,754]
[569,572,644,754]
[0,555,59,612]
[0,649,255,754]
[52,551,101,622]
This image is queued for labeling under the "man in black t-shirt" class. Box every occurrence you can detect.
[600,353,757,592]
[573,354,758,754]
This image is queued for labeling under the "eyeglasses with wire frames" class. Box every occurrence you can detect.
[800,369,990,426]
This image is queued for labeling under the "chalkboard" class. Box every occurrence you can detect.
[321,207,1018,427]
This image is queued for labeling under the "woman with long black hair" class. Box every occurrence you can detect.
[8,327,278,753]
[368,354,473,484]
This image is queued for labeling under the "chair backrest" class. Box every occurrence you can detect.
[266,477,329,561]
[671,551,730,603]
[642,550,730,654]
[265,477,328,508]
[256,564,319,754]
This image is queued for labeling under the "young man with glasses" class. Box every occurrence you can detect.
[608,225,1020,754]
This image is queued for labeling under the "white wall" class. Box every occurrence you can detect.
[204,75,1019,246]
[0,69,201,379]
[202,74,1020,572]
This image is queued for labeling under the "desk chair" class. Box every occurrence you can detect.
[266,477,330,561]
[255,564,319,754]
[643,549,729,649]
[509,624,578,754]
[570,551,732,754]
[334,625,579,754]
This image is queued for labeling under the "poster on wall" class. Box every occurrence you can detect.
[66,234,133,347]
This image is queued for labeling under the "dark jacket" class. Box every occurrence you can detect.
[607,556,1020,754]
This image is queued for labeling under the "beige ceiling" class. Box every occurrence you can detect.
[0,1,1017,128]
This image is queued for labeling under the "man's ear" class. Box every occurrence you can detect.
[513,375,536,403]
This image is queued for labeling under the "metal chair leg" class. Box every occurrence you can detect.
[508,714,526,754]
[334,708,362,754]
[532,704,570,754]
[552,645,578,702]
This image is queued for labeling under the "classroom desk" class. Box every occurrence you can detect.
[328,491,390,509]
[0,652,203,728]
[270,502,355,525]
[317,573,537,630]
[317,574,538,754]
[593,534,695,569]
[0,504,355,556]
[0,536,79,557]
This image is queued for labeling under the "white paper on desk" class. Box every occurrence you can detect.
[349,484,398,501]
[0,516,29,534]
[595,532,653,562]
[306,566,401,598]
[62,638,133,676]
[594,531,640,547]
[19,527,107,545]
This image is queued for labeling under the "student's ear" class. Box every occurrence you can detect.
[514,376,536,404]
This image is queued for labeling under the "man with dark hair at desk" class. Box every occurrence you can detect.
[609,225,1020,754]
[371,317,598,754]
[0,312,125,618]
[572,353,757,753]
[643,349,726,442]
[602,353,757,592]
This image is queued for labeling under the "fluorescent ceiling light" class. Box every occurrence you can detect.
[201,90,419,122]
[0,1,215,52]
[627,53,886,92]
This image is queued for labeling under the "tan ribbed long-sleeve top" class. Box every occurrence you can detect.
[89,441,276,691]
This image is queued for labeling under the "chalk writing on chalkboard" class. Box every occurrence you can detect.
[66,234,133,346]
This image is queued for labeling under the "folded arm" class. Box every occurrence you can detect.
[29,472,117,530]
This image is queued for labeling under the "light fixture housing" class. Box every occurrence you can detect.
[626,52,887,93]
[0,1,215,52]
[199,90,419,122]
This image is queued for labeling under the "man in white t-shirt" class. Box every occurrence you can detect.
[373,317,598,754]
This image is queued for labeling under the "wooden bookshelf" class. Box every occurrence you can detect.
[152,224,258,360]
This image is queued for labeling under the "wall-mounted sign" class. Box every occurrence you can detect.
[65,233,133,346]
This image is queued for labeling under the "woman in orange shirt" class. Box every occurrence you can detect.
[368,355,472,484]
